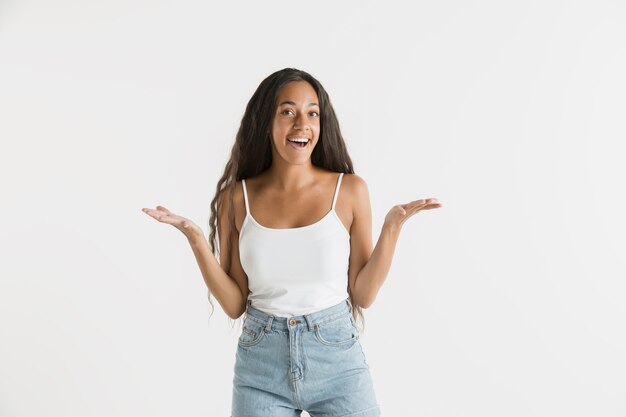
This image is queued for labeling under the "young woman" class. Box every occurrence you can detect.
[142,68,442,416]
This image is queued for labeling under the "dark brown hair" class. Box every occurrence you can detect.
[206,68,367,331]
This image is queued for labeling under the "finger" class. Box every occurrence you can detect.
[405,201,434,214]
[144,209,164,220]
[142,207,167,215]
[143,208,177,224]
[411,202,442,212]
[407,200,429,210]
[407,199,428,207]
[414,198,440,207]
[153,210,172,219]
[399,204,414,214]
[417,198,438,205]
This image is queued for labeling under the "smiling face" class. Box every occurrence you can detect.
[268,80,321,165]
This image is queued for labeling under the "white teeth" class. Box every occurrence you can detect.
[288,138,308,143]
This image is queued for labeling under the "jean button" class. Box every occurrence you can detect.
[289,319,296,326]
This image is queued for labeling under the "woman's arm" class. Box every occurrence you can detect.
[347,175,400,308]
[142,183,249,319]
[347,175,441,308]
[187,236,246,319]
[194,182,249,319]
[352,223,401,309]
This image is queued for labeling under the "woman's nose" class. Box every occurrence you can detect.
[293,112,309,130]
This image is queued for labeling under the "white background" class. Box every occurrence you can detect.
[1,0,625,416]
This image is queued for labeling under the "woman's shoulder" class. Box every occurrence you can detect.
[340,172,369,198]
[218,179,245,213]
[340,171,366,184]
[217,179,247,234]
[220,178,244,196]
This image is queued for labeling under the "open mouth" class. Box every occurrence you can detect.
[287,138,310,149]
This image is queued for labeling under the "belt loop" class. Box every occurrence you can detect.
[346,299,353,313]
[264,315,274,332]
[304,314,315,331]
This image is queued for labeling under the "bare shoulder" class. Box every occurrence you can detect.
[342,172,368,191]
[217,179,246,234]
[341,173,370,213]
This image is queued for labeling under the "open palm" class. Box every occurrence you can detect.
[141,205,204,243]
[384,198,442,230]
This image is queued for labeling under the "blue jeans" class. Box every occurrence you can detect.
[231,298,381,417]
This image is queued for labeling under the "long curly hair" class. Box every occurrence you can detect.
[206,67,367,331]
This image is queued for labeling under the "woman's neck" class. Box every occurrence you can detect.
[263,163,322,192]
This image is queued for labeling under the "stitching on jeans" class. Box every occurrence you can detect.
[244,315,267,326]
[245,307,351,329]
[314,319,357,346]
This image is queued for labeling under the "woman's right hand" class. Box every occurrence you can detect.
[142,205,205,244]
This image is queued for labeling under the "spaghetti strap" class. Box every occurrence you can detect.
[331,173,344,211]
[241,179,250,216]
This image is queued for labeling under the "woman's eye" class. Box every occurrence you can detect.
[280,109,319,117]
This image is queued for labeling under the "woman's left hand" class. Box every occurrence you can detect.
[384,198,442,232]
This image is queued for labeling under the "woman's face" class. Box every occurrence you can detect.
[269,81,321,165]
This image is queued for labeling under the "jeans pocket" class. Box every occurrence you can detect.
[314,315,359,346]
[238,317,266,347]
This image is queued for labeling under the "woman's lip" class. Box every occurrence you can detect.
[287,139,309,150]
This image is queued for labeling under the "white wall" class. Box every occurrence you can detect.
[1,1,624,416]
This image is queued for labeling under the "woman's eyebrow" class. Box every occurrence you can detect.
[278,100,319,107]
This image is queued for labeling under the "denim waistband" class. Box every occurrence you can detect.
[244,299,353,332]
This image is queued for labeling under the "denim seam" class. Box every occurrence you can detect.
[314,322,358,346]
[245,311,351,331]
[244,314,269,326]
[307,309,351,326]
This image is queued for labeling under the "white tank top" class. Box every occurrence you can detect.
[238,172,350,317]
